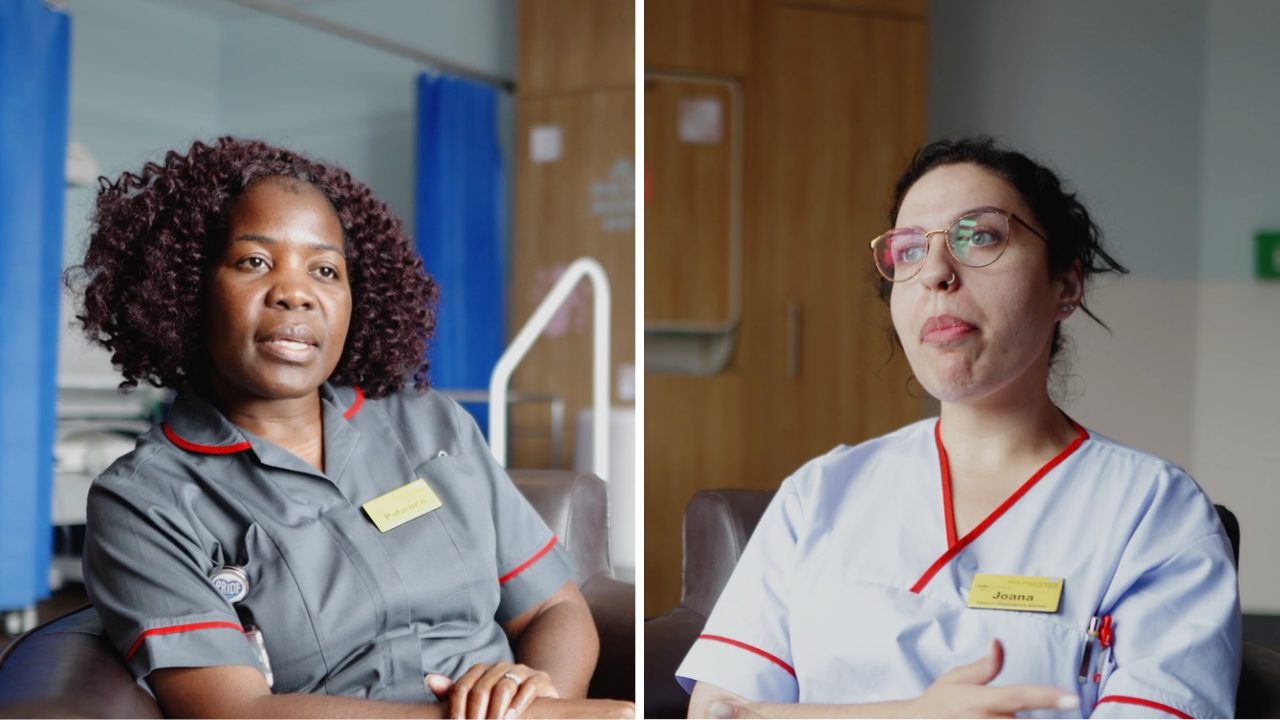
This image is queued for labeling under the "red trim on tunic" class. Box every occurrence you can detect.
[697,634,797,677]
[1096,695,1193,719]
[162,423,252,455]
[498,536,557,584]
[125,620,244,662]
[343,385,365,420]
[911,420,1089,594]
[936,423,958,547]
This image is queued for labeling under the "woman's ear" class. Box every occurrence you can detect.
[1055,259,1084,321]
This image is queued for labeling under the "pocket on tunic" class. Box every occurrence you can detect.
[232,522,336,694]
[790,574,1081,713]
[380,454,498,629]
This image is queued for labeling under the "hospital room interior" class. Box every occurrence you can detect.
[3,0,1280,718]
[1,0,637,713]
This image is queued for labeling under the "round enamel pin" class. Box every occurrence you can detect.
[211,565,250,604]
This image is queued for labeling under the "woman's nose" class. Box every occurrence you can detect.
[266,269,316,310]
[915,232,959,291]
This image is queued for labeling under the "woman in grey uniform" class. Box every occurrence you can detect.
[70,137,631,719]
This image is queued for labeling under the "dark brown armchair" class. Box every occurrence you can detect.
[644,488,1280,719]
[0,469,633,717]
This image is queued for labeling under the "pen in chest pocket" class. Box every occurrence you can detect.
[1078,615,1100,684]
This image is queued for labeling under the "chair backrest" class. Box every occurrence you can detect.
[1215,504,1240,566]
[509,468,613,584]
[679,489,774,616]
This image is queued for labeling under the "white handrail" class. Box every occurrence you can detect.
[489,258,611,479]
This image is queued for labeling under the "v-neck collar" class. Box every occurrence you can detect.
[162,384,366,482]
[910,416,1090,594]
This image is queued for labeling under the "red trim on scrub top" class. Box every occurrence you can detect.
[936,423,959,547]
[1096,696,1193,719]
[498,536,558,585]
[125,620,244,662]
[343,385,365,420]
[162,423,252,455]
[697,634,797,677]
[910,419,1089,594]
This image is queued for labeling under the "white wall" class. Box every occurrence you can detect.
[60,0,223,387]
[1192,0,1280,615]
[929,0,1280,612]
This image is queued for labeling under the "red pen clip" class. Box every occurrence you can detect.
[1099,615,1113,649]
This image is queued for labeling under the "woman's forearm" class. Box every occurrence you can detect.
[740,700,913,718]
[510,587,600,697]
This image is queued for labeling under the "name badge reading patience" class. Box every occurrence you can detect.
[362,479,442,533]
[966,573,1064,613]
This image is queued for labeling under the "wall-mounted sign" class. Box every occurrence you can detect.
[590,158,634,232]
[678,96,723,144]
[1257,231,1280,280]
[530,124,563,164]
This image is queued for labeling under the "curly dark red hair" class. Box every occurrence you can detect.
[68,137,438,399]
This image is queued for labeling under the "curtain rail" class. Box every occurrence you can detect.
[223,0,515,92]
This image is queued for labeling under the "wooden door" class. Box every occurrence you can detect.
[512,0,634,468]
[644,0,927,615]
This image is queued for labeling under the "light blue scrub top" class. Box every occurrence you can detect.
[677,418,1241,718]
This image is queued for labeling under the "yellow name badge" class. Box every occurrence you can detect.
[361,479,442,533]
[966,573,1064,613]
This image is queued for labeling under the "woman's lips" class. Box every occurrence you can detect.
[921,315,977,345]
[258,337,318,363]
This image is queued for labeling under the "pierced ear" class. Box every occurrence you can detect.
[1056,260,1084,320]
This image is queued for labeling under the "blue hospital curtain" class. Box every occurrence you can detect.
[416,74,505,436]
[0,0,71,609]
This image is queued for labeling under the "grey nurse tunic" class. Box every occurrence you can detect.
[82,384,575,701]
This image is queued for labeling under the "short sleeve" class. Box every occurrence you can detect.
[451,402,576,624]
[1091,473,1241,718]
[675,478,804,703]
[82,460,262,687]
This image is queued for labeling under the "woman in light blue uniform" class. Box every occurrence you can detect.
[678,138,1241,718]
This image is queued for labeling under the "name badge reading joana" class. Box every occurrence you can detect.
[362,479,442,533]
[966,573,1064,613]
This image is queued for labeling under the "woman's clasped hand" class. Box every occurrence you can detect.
[426,662,558,720]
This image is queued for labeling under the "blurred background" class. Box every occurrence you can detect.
[1,0,634,641]
[644,0,1280,646]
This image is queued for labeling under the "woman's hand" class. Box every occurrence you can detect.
[426,662,559,719]
[904,639,1078,718]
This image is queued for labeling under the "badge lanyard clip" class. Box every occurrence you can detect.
[212,565,275,689]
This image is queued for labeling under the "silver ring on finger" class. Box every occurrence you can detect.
[502,671,521,684]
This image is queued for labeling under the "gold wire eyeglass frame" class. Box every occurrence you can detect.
[869,209,1047,282]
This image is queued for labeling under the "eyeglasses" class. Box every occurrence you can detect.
[869,209,1046,282]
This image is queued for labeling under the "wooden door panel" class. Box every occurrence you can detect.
[644,78,736,325]
[645,0,752,75]
[512,90,635,468]
[644,1,926,615]
[519,0,635,96]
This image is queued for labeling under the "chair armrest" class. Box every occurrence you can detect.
[1238,641,1280,718]
[642,606,707,720]
[580,574,635,701]
[0,606,160,718]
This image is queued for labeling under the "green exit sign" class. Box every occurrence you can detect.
[1257,232,1280,280]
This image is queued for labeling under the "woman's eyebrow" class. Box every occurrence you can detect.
[231,233,343,254]
[957,205,1006,217]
